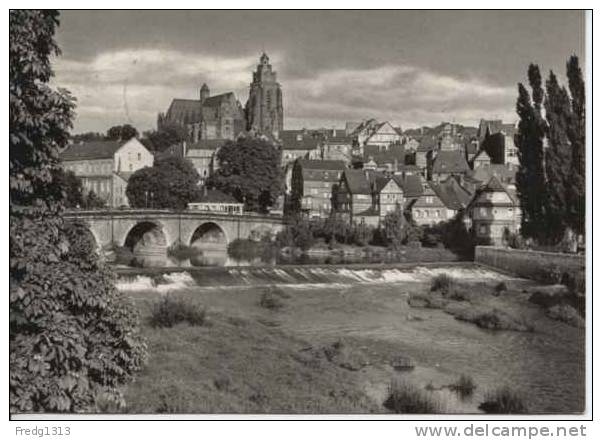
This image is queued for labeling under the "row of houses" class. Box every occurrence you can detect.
[290,157,521,245]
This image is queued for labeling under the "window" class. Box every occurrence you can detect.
[129,163,133,171]
[426,196,433,204]
[480,207,487,216]
[137,153,141,160]
[479,225,488,235]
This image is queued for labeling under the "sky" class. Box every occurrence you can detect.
[52,10,586,134]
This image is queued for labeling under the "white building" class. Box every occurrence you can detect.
[60,138,154,208]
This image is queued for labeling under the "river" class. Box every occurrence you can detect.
[117,263,585,414]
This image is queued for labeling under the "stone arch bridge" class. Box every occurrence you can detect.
[64,209,284,257]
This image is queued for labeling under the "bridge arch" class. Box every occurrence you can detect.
[189,222,229,250]
[123,221,168,251]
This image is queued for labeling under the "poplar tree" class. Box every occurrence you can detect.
[514,64,547,241]
[566,55,586,236]
[544,71,573,242]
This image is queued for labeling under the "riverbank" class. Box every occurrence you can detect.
[120,265,585,414]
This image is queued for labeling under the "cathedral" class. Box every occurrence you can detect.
[157,53,284,142]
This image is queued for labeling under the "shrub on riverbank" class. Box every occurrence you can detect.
[384,379,442,413]
[479,387,528,414]
[228,238,276,263]
[149,296,207,327]
[449,306,533,332]
[449,374,476,397]
[431,273,454,294]
[259,289,285,310]
[546,304,585,328]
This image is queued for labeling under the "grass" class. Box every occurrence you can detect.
[449,374,476,397]
[149,295,207,328]
[123,300,379,413]
[479,387,528,414]
[384,379,442,414]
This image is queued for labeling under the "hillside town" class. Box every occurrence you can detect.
[60,52,524,246]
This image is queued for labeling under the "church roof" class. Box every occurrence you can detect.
[60,140,128,161]
[202,92,236,108]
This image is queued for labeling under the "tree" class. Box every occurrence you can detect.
[126,156,200,210]
[53,168,84,208]
[382,204,405,249]
[140,122,188,153]
[544,71,574,242]
[208,136,283,213]
[566,55,586,236]
[275,215,315,250]
[10,10,146,412]
[70,132,106,143]
[514,64,548,241]
[106,124,138,141]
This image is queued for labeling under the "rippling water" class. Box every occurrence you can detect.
[117,265,585,414]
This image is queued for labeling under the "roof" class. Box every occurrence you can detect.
[473,149,492,162]
[202,92,235,108]
[296,159,345,171]
[470,176,516,208]
[363,143,406,165]
[431,177,473,210]
[342,169,372,195]
[432,150,470,174]
[279,130,321,150]
[393,174,424,198]
[465,140,479,155]
[412,183,446,208]
[469,164,517,186]
[194,189,240,204]
[60,140,127,161]
[416,136,438,152]
[115,171,134,182]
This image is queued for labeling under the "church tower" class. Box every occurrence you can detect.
[245,53,284,137]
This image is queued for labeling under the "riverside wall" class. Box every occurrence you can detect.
[475,246,585,283]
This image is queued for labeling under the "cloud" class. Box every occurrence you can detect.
[52,48,517,133]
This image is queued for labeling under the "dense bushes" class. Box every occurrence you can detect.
[149,296,207,328]
[479,387,528,413]
[384,379,442,413]
[10,11,146,412]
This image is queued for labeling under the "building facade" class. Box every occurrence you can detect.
[60,138,154,207]
[467,176,521,245]
[291,159,345,218]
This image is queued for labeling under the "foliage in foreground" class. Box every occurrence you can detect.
[10,10,146,412]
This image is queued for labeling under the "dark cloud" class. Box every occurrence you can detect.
[53,10,585,132]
